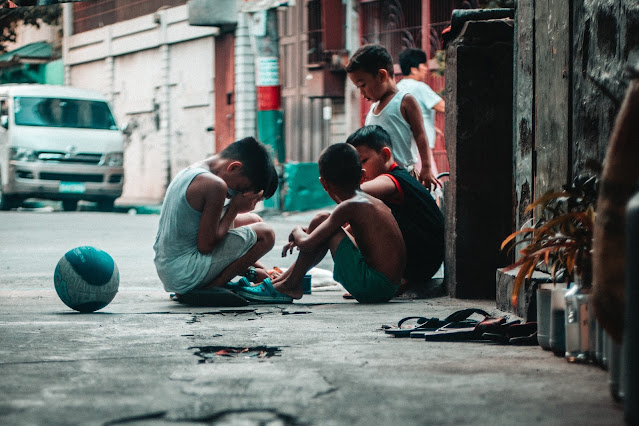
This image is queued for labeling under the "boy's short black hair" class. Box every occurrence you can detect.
[318,143,362,190]
[346,44,394,77]
[346,125,392,152]
[219,137,276,199]
[399,48,427,76]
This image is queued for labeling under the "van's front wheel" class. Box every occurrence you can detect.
[62,199,78,212]
[96,198,115,212]
[0,188,21,211]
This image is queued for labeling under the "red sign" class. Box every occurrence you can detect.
[257,85,281,111]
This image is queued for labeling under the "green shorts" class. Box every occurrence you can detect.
[332,237,399,303]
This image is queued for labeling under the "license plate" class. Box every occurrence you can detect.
[59,182,86,194]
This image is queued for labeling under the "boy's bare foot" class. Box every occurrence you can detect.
[272,277,304,300]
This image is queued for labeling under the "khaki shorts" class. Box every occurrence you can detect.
[197,226,257,289]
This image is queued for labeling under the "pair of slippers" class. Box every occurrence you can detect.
[171,277,293,307]
[382,308,489,337]
[382,309,538,345]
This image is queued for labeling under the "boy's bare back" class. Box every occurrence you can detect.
[337,190,406,284]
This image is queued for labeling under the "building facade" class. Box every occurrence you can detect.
[58,0,457,206]
[63,1,217,204]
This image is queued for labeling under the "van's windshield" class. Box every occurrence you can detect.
[13,96,118,130]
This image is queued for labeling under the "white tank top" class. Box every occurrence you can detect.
[365,91,418,169]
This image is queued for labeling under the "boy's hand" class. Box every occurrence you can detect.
[229,190,264,213]
[282,241,296,257]
[418,166,442,191]
[282,226,304,257]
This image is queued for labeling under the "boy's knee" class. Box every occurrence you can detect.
[235,212,263,227]
[310,212,330,229]
[253,222,275,247]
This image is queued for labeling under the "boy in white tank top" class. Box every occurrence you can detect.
[346,44,441,191]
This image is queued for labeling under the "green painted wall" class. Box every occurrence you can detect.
[0,60,63,85]
[282,162,334,212]
[44,59,64,85]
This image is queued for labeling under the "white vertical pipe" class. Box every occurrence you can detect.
[158,9,172,189]
[234,12,257,140]
[106,26,115,104]
[62,3,73,85]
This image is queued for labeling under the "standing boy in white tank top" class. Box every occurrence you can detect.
[346,44,440,190]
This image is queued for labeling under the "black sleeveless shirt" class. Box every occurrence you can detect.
[383,164,445,281]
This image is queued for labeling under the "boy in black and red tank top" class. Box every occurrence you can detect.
[347,125,445,296]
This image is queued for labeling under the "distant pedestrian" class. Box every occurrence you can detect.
[347,125,444,295]
[346,44,440,190]
[398,47,445,176]
[239,143,406,303]
[153,137,278,300]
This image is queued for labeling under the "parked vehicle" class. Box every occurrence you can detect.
[0,84,125,211]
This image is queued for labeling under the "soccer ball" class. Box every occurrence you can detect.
[54,246,119,313]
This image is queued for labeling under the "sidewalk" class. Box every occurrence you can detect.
[0,209,624,425]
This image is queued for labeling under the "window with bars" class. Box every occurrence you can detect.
[306,0,345,67]
[360,0,422,61]
[73,0,188,34]
[307,0,323,65]
[360,0,478,60]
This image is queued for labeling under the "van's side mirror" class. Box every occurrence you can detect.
[0,115,7,129]
[121,122,132,136]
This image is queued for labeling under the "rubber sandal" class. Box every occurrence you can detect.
[224,276,251,291]
[383,308,490,338]
[423,316,507,342]
[235,278,293,304]
[482,321,538,345]
[177,287,249,307]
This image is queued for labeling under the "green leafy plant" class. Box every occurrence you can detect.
[501,171,599,308]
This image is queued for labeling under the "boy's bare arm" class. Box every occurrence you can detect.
[401,95,440,189]
[286,203,354,253]
[433,99,445,113]
[360,175,399,203]
[188,176,229,253]
[191,175,261,254]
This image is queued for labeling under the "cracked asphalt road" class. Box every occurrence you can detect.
[0,209,624,425]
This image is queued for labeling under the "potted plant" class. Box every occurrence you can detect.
[501,168,599,358]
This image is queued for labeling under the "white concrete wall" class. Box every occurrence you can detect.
[64,5,218,204]
[9,20,60,50]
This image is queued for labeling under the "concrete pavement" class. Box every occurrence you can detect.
[0,208,624,425]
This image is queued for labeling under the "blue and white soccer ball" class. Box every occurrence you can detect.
[54,246,119,313]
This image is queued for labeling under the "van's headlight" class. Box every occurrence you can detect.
[10,147,37,162]
[103,152,123,166]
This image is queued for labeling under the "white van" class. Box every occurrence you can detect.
[0,84,125,211]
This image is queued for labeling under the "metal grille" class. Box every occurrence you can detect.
[307,0,323,65]
[73,0,188,34]
[360,0,422,61]
[39,172,104,183]
[37,152,102,165]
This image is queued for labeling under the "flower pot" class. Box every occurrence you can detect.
[564,281,593,363]
[536,283,553,350]
[623,188,639,423]
[549,284,568,356]
[595,318,605,368]
[608,336,624,403]
[601,328,609,369]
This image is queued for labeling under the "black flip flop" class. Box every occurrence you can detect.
[383,308,490,337]
[423,316,510,342]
